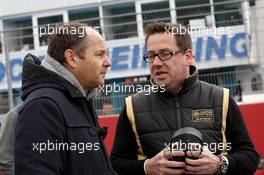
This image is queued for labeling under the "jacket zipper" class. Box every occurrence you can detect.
[175,97,182,129]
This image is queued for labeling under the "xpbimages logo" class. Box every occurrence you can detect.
[38,24,100,37]
[164,24,231,37]
[164,141,232,154]
[97,82,165,96]
[32,140,100,154]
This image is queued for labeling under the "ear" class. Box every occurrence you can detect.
[64,49,77,68]
[185,49,193,66]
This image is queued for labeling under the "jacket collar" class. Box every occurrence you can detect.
[178,65,199,95]
[41,54,87,96]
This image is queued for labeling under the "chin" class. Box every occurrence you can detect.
[154,80,167,87]
[99,79,105,85]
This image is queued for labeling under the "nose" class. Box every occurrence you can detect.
[104,56,112,68]
[152,55,163,66]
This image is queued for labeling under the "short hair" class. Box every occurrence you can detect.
[144,22,192,51]
[47,22,89,64]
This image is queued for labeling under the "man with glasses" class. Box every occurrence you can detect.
[110,22,259,175]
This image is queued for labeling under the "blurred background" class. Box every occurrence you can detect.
[0,0,263,173]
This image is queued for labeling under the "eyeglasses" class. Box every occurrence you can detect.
[143,50,183,63]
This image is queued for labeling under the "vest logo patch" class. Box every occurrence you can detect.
[192,109,214,122]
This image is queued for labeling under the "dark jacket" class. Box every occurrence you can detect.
[111,67,259,175]
[15,54,115,175]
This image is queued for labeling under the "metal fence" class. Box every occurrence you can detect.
[0,68,263,117]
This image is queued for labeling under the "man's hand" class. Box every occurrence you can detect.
[145,149,186,175]
[184,147,220,174]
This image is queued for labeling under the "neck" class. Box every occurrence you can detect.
[165,74,190,95]
[166,85,182,96]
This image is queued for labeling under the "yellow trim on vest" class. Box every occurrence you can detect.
[221,88,229,155]
[125,96,147,160]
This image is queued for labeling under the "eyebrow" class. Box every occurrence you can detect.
[159,49,173,52]
[147,49,173,53]
[95,50,106,54]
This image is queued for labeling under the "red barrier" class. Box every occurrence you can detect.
[239,102,264,156]
[239,102,264,175]
[98,115,118,154]
[255,169,264,175]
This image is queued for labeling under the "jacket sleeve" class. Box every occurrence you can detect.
[110,106,146,175]
[15,98,66,175]
[225,97,259,175]
[0,106,19,175]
